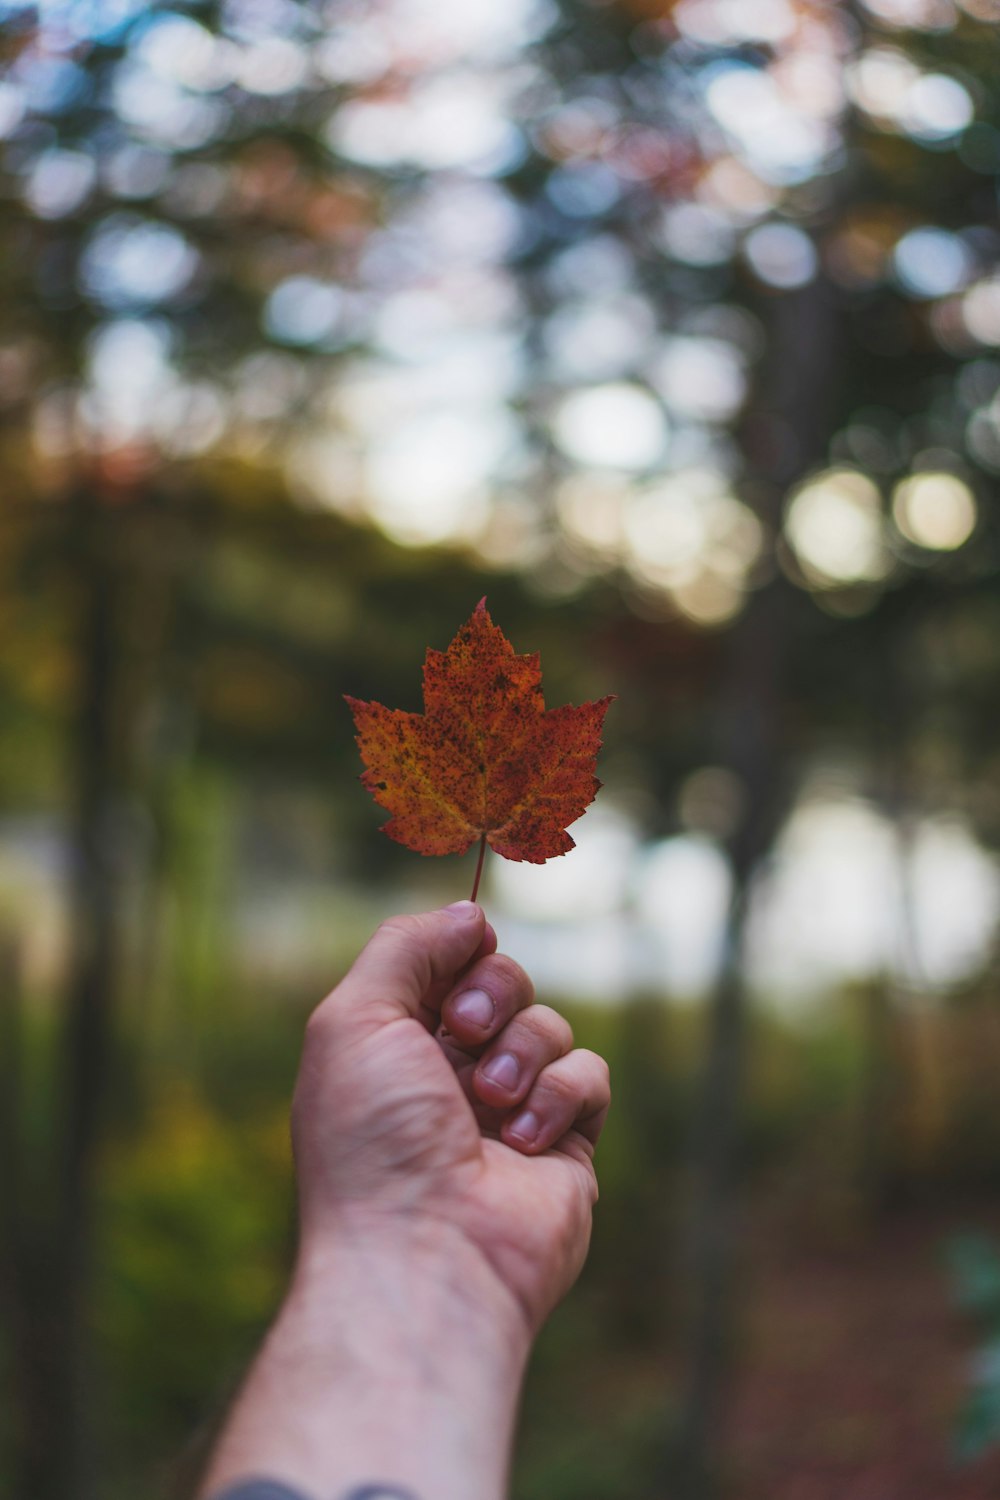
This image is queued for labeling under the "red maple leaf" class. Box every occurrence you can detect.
[345,601,613,893]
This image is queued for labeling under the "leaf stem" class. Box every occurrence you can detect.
[469,835,487,904]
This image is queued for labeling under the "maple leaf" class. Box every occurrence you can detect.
[345,601,613,880]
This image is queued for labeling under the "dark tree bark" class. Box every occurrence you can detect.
[1,490,182,1500]
[0,931,33,1487]
[45,490,123,1500]
[668,276,843,1500]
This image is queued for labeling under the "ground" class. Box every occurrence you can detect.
[726,1207,1000,1499]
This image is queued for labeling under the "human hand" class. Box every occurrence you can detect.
[291,901,610,1337]
[200,902,610,1500]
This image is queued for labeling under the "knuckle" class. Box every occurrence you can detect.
[541,1068,580,1111]
[583,1166,599,1207]
[375,914,431,978]
[484,953,534,1000]
[303,999,334,1045]
[579,1048,611,1087]
[527,1005,573,1051]
[378,913,422,944]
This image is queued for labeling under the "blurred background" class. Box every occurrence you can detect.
[2,0,1000,1497]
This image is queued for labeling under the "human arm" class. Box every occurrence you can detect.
[198,900,611,1500]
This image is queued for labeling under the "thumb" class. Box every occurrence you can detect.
[331,902,490,1032]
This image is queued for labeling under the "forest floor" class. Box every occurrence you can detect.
[726,1201,1000,1499]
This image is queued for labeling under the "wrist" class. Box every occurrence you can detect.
[292,1208,533,1374]
[201,1212,531,1500]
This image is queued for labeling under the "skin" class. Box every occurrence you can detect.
[199,901,611,1500]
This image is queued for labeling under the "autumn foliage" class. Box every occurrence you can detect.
[346,600,613,867]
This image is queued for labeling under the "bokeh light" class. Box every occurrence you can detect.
[860,0,957,28]
[894,227,973,299]
[963,277,1000,344]
[365,409,512,546]
[847,46,973,142]
[79,217,200,309]
[785,468,887,586]
[264,278,347,347]
[654,338,748,423]
[747,798,1000,998]
[744,222,818,289]
[551,383,669,471]
[624,470,763,624]
[892,471,977,549]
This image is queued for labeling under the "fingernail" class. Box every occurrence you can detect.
[444,900,479,920]
[482,1052,520,1091]
[451,988,494,1029]
[508,1109,540,1145]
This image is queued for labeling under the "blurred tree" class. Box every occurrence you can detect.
[3,0,1000,1497]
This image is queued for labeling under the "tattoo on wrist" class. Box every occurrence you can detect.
[343,1489,420,1499]
[210,1484,312,1500]
[210,1484,313,1500]
[211,1482,419,1500]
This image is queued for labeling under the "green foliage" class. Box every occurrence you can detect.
[97,1084,294,1492]
[950,1235,1000,1322]
[949,1235,1000,1462]
[515,1390,670,1500]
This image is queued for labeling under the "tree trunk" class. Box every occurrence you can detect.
[0,931,32,1487]
[668,581,791,1500]
[45,491,123,1500]
[668,275,843,1499]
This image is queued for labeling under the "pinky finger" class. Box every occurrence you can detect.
[501,1048,610,1157]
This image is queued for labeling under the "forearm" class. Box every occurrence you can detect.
[199,1221,532,1500]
